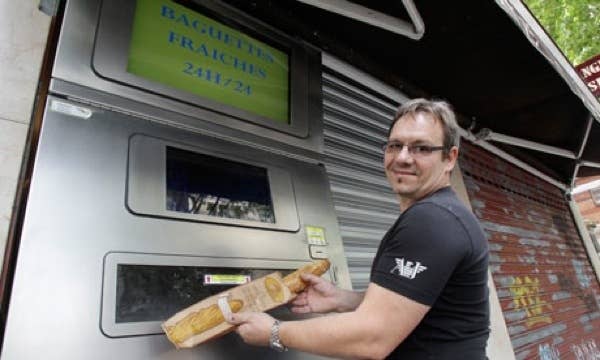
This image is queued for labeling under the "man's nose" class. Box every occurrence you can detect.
[393,145,413,162]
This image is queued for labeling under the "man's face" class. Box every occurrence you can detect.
[384,112,457,208]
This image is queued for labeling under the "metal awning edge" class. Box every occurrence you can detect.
[295,0,425,40]
[495,0,600,188]
[494,0,600,124]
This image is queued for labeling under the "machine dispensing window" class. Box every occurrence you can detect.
[166,146,275,223]
[114,263,293,323]
[102,254,314,336]
[116,264,253,323]
[127,135,299,231]
[116,264,200,323]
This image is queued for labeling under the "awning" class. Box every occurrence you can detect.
[220,0,600,189]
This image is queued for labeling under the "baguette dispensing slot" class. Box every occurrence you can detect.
[162,260,330,348]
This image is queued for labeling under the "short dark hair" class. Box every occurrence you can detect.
[388,98,460,156]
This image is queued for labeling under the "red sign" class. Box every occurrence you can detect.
[576,54,600,97]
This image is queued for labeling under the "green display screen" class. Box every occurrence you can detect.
[127,0,290,124]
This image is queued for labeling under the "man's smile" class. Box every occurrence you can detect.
[390,169,417,177]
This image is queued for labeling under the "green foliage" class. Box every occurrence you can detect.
[523,0,599,65]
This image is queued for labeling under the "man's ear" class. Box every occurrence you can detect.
[445,146,459,173]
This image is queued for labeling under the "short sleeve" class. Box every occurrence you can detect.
[371,203,470,306]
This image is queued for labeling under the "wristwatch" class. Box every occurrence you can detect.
[269,320,288,352]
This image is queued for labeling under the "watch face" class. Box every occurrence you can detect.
[271,342,286,352]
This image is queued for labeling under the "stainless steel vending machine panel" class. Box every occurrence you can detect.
[2,0,352,359]
[1,97,351,359]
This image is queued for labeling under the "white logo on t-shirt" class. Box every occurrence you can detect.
[390,258,427,279]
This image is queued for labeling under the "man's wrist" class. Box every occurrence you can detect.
[269,320,288,352]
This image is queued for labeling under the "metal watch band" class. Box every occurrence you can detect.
[269,320,288,352]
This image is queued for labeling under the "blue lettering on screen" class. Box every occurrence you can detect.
[182,62,252,95]
[161,5,276,64]
[167,31,267,80]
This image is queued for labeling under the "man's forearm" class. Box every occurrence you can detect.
[336,289,365,312]
[280,311,386,360]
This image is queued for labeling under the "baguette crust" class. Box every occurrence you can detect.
[283,259,330,293]
[165,299,243,344]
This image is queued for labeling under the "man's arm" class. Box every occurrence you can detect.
[290,273,365,314]
[229,282,429,360]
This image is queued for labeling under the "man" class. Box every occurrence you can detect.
[227,98,490,359]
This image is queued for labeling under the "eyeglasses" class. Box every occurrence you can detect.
[382,142,445,157]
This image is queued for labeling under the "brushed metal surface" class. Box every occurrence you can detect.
[1,96,351,359]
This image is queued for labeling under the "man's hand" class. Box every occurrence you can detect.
[289,273,343,314]
[227,312,274,347]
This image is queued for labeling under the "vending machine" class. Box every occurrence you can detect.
[1,1,351,359]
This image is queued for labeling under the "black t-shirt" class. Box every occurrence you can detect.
[370,187,489,359]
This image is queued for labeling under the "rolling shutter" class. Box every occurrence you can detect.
[321,64,403,290]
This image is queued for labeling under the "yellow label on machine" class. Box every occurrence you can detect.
[306,225,327,245]
[204,274,251,285]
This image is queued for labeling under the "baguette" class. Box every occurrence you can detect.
[283,259,330,293]
[165,299,243,345]
[163,260,330,348]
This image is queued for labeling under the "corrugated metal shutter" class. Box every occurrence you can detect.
[460,141,600,360]
[321,66,402,290]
